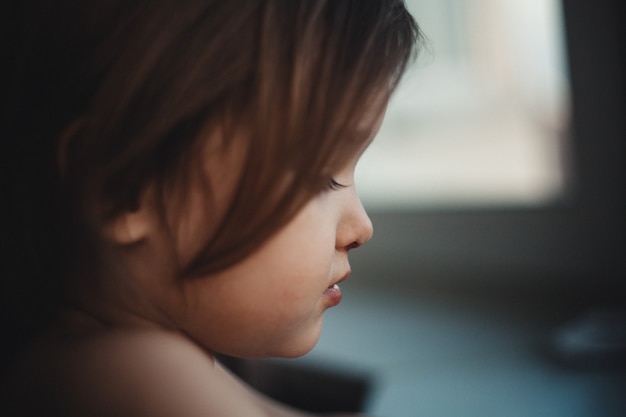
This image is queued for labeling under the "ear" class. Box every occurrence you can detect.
[102,185,160,246]
[103,210,154,245]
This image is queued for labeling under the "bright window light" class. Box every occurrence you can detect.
[358,0,571,209]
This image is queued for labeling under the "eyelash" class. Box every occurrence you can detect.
[327,178,347,190]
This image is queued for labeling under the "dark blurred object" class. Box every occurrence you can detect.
[547,309,626,370]
[540,0,626,374]
[218,355,371,413]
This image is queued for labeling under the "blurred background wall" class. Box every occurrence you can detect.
[351,0,626,299]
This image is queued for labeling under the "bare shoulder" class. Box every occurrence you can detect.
[7,325,273,417]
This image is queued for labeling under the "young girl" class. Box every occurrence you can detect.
[1,0,421,415]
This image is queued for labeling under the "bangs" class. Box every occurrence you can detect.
[182,0,422,277]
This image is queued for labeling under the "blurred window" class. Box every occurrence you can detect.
[358,0,571,209]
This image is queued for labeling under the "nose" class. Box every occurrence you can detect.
[336,192,374,251]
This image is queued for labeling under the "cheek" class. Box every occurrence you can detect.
[177,270,324,357]
[172,208,337,356]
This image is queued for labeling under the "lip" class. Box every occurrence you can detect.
[323,271,351,307]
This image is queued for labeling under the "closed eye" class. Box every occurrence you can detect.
[328,178,348,190]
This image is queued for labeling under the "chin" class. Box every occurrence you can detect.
[223,342,318,360]
[246,326,323,359]
[275,343,317,359]
[273,324,324,358]
[209,319,325,359]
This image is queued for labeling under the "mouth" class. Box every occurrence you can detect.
[323,271,350,307]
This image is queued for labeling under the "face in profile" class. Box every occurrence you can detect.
[91,88,386,359]
[174,155,373,358]
[163,103,388,358]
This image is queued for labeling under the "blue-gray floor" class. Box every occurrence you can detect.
[292,281,626,417]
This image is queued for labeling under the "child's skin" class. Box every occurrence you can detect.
[1,1,420,415]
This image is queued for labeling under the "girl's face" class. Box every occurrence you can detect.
[92,110,382,359]
[176,151,373,357]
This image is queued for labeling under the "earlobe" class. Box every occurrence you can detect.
[102,185,160,245]
[103,210,154,245]
[97,178,162,246]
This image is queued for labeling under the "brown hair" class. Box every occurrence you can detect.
[1,0,421,358]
